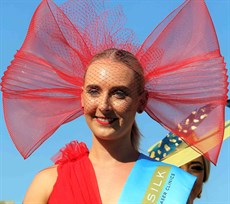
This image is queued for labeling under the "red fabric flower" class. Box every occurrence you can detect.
[51,141,89,165]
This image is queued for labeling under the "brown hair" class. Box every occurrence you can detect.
[89,48,145,94]
[202,156,211,182]
[88,48,145,150]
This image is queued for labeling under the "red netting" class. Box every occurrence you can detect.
[135,0,228,164]
[1,0,228,164]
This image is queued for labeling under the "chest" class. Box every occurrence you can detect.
[93,164,134,203]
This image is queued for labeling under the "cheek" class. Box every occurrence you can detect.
[112,99,136,113]
[82,95,98,114]
[192,174,204,197]
[195,174,204,189]
[83,94,137,115]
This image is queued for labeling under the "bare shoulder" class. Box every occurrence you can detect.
[23,165,58,204]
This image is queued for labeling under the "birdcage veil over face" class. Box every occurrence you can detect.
[1,0,228,164]
[82,50,146,145]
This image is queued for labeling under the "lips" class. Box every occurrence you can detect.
[95,116,117,125]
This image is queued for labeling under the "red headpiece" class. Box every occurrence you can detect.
[1,0,228,164]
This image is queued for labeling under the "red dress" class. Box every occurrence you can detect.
[48,141,102,204]
[48,141,195,204]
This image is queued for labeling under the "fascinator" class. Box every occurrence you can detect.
[148,120,230,167]
[1,0,228,164]
[148,103,230,164]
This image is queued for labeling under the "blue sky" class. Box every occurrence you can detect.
[0,0,229,203]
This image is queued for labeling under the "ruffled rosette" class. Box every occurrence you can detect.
[51,141,89,165]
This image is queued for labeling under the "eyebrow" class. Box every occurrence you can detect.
[85,84,100,89]
[110,86,131,92]
[85,84,131,92]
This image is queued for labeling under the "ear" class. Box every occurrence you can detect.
[81,87,84,109]
[137,90,148,113]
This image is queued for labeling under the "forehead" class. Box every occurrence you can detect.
[191,156,204,164]
[183,156,204,167]
[84,59,136,86]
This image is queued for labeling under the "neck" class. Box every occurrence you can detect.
[89,136,139,166]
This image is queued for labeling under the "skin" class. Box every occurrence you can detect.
[82,59,143,143]
[83,59,146,203]
[23,166,58,203]
[23,58,146,203]
[181,156,205,204]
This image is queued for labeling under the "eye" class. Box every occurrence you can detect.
[112,89,128,99]
[86,87,100,97]
[190,164,204,172]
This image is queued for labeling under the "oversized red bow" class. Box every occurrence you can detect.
[1,0,228,164]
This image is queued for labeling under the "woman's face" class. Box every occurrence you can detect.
[82,59,144,141]
[181,156,205,203]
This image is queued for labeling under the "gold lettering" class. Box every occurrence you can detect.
[157,171,166,178]
[147,193,156,202]
[153,180,162,187]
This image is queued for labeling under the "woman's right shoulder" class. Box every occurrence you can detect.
[23,165,58,204]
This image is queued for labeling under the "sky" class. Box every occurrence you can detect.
[0,0,229,203]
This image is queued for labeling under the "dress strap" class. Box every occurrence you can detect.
[51,140,89,165]
[49,141,102,204]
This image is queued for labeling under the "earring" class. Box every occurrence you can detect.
[137,109,143,114]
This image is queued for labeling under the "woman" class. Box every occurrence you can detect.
[24,49,147,202]
[149,133,211,204]
[148,121,230,204]
[181,156,210,203]
[23,48,196,203]
[1,0,228,203]
[182,118,230,203]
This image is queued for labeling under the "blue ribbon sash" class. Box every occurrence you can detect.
[118,154,196,204]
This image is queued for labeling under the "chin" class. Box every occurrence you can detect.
[92,130,119,140]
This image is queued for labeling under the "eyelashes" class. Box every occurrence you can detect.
[111,89,128,99]
[86,87,100,96]
[190,165,204,171]
[85,86,130,99]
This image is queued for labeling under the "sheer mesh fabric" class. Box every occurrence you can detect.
[1,0,228,164]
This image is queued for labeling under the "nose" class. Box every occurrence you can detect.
[98,93,112,112]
